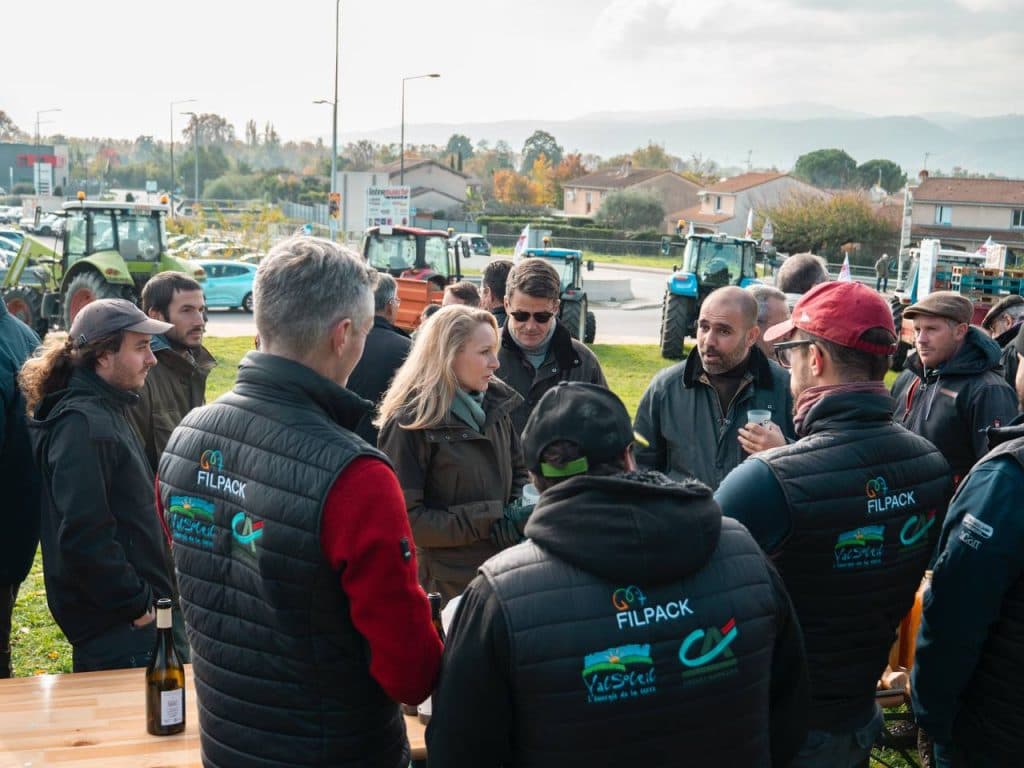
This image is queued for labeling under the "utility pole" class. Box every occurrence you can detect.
[169,99,197,217]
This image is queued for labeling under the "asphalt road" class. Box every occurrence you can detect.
[206,262,670,345]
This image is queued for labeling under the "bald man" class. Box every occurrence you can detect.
[634,286,795,489]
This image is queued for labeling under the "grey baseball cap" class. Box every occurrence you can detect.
[69,298,173,347]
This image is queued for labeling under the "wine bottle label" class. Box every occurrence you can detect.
[161,688,184,726]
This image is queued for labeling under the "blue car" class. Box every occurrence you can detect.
[195,259,257,312]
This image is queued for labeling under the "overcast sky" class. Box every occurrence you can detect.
[5,0,1022,145]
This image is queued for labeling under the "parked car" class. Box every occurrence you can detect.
[35,213,64,237]
[0,229,25,246]
[195,259,257,312]
[453,233,491,257]
[0,206,22,224]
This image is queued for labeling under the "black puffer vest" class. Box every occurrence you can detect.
[158,352,407,768]
[764,391,950,729]
[481,472,782,767]
[953,428,1024,760]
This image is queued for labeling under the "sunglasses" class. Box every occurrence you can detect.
[509,310,555,323]
[773,339,815,369]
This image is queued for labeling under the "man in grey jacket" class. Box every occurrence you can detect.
[634,286,794,489]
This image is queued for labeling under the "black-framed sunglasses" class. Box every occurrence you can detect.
[509,310,555,323]
[773,339,815,369]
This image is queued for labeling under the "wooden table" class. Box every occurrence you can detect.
[0,665,426,766]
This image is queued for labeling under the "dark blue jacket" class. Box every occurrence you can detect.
[0,302,40,585]
[912,417,1024,758]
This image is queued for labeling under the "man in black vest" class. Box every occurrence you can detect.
[427,382,810,767]
[157,237,442,768]
[912,323,1024,767]
[715,280,952,768]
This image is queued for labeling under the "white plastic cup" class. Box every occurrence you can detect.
[747,409,773,426]
[522,483,540,505]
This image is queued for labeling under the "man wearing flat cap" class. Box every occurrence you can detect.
[982,293,1024,387]
[715,281,952,768]
[891,290,1018,488]
[19,299,177,671]
[428,382,810,768]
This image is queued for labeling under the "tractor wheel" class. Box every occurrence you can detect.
[560,299,584,341]
[4,287,49,337]
[585,310,597,344]
[660,292,693,360]
[242,292,254,313]
[64,271,125,329]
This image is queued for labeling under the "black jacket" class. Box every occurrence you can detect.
[28,368,174,644]
[0,302,40,585]
[892,327,1018,485]
[159,352,408,768]
[347,315,411,444]
[427,471,809,768]
[994,321,1021,388]
[496,321,607,436]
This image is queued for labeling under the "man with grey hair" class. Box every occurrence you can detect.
[748,284,790,360]
[348,272,412,444]
[157,237,443,768]
[775,253,830,310]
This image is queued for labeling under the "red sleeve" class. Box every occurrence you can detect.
[320,456,443,705]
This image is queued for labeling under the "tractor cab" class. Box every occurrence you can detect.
[361,225,469,331]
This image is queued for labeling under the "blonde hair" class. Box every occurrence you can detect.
[375,305,499,431]
[18,331,123,415]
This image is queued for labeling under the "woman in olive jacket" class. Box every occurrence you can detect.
[377,305,528,601]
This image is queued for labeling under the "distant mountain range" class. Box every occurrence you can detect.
[339,104,1024,178]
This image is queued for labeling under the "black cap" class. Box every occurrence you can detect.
[522,382,639,478]
[68,298,172,348]
[982,294,1024,331]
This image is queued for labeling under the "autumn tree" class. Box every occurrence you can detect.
[0,110,26,141]
[493,169,536,206]
[521,130,563,174]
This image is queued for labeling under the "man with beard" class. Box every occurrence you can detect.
[981,293,1024,387]
[634,286,794,490]
[128,272,216,471]
[714,281,952,767]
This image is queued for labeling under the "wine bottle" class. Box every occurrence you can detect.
[146,598,186,736]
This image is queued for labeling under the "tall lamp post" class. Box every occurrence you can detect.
[34,108,61,195]
[313,0,341,240]
[182,111,200,205]
[400,73,440,185]
[169,98,196,217]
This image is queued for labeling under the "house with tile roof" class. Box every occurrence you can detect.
[371,158,471,215]
[909,173,1024,256]
[561,161,700,230]
[670,172,827,237]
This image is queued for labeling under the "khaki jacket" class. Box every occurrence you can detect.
[378,378,528,600]
[128,336,216,471]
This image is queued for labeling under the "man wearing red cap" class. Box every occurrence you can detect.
[715,281,953,767]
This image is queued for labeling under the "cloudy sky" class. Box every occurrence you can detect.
[5,0,1022,144]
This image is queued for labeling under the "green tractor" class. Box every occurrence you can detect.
[522,247,596,343]
[2,198,205,336]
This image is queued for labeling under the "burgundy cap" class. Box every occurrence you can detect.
[764,281,897,355]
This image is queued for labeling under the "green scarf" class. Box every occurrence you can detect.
[451,388,487,433]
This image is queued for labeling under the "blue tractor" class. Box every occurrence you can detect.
[659,232,761,358]
[522,247,596,343]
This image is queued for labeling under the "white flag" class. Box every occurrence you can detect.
[513,224,530,263]
[838,254,852,282]
[975,235,994,257]
[745,209,754,239]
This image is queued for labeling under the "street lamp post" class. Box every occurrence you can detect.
[400,73,440,185]
[169,98,197,217]
[182,112,200,205]
[314,0,341,241]
[34,108,61,194]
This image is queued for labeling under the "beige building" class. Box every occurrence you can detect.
[562,162,700,230]
[910,174,1024,254]
[373,158,471,216]
[671,172,828,237]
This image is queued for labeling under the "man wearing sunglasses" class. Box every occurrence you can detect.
[714,281,952,768]
[497,258,607,435]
